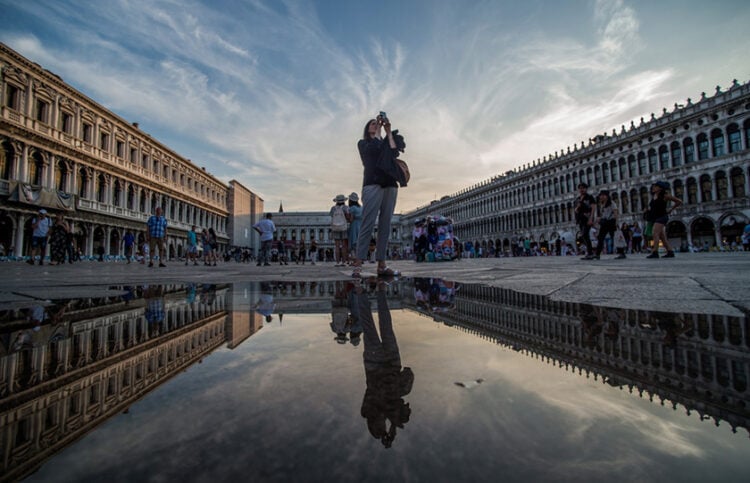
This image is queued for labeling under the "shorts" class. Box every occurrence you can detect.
[332,231,348,241]
[189,245,198,254]
[31,236,47,249]
[653,216,669,225]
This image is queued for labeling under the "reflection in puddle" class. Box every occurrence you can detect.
[0,278,748,481]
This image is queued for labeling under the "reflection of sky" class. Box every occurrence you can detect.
[27,310,750,482]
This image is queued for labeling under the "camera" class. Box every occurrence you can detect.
[379,111,387,121]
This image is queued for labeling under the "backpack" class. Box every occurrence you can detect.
[331,205,347,231]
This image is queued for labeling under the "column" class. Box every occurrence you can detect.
[105,227,112,256]
[14,213,26,258]
[86,225,94,257]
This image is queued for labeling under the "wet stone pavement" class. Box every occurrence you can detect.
[0,253,749,482]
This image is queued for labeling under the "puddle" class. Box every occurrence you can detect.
[1,278,749,482]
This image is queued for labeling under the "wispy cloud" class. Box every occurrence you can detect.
[0,0,741,211]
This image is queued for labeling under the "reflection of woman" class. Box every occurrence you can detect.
[351,115,401,278]
[356,279,413,448]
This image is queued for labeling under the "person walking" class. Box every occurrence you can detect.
[123,230,135,264]
[207,227,218,266]
[646,181,682,259]
[574,183,597,260]
[297,238,306,264]
[146,206,168,267]
[590,190,618,260]
[253,213,276,266]
[631,222,643,253]
[186,225,199,266]
[49,213,70,265]
[351,113,402,278]
[348,192,363,259]
[330,194,350,266]
[28,208,51,265]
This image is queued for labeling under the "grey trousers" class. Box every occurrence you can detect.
[356,184,398,261]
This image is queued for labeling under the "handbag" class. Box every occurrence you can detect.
[614,229,627,249]
[396,158,410,186]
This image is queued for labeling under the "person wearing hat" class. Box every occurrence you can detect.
[574,183,597,260]
[590,190,619,260]
[330,194,351,266]
[348,192,362,258]
[28,209,51,265]
[646,181,682,258]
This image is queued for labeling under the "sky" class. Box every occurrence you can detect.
[1,0,749,213]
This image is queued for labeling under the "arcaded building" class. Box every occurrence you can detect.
[0,42,231,259]
[401,80,750,252]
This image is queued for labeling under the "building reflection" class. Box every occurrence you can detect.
[0,284,236,482]
[407,281,750,436]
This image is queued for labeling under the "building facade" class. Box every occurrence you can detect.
[401,81,750,253]
[271,210,406,259]
[0,42,233,260]
[227,179,263,252]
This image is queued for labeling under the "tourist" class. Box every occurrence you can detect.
[146,206,168,267]
[48,213,70,265]
[253,213,275,266]
[348,192,363,259]
[330,194,350,266]
[351,113,402,278]
[186,225,198,266]
[28,208,51,265]
[590,190,618,260]
[297,238,306,264]
[207,227,218,266]
[631,222,643,253]
[575,183,597,260]
[309,237,318,265]
[646,181,682,259]
[123,230,135,264]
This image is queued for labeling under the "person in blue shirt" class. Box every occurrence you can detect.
[348,192,363,259]
[146,206,168,267]
[186,225,198,266]
[123,231,135,264]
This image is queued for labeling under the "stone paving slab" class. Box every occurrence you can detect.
[0,253,748,315]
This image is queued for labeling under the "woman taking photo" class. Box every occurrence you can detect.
[351,113,400,278]
[647,181,682,259]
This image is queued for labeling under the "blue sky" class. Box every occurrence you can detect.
[2,0,748,212]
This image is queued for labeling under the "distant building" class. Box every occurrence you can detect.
[227,179,263,252]
[401,81,750,253]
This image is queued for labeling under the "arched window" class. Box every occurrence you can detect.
[113,180,122,206]
[97,174,106,203]
[0,142,14,179]
[150,193,158,214]
[638,152,646,174]
[78,168,88,198]
[659,145,670,170]
[697,133,709,160]
[670,141,682,167]
[700,174,712,202]
[648,149,657,173]
[745,119,750,149]
[683,138,695,163]
[630,188,639,213]
[620,191,629,214]
[594,165,602,185]
[640,187,649,211]
[29,152,44,186]
[127,185,135,210]
[730,167,745,197]
[727,123,741,153]
[628,155,636,177]
[711,128,725,157]
[618,158,627,180]
[715,171,728,200]
[55,160,68,192]
[139,190,147,212]
[686,177,697,204]
[610,160,618,182]
[673,179,684,202]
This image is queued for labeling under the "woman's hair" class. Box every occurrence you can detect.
[208,227,216,235]
[362,119,376,140]
[599,192,612,207]
[349,199,360,207]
